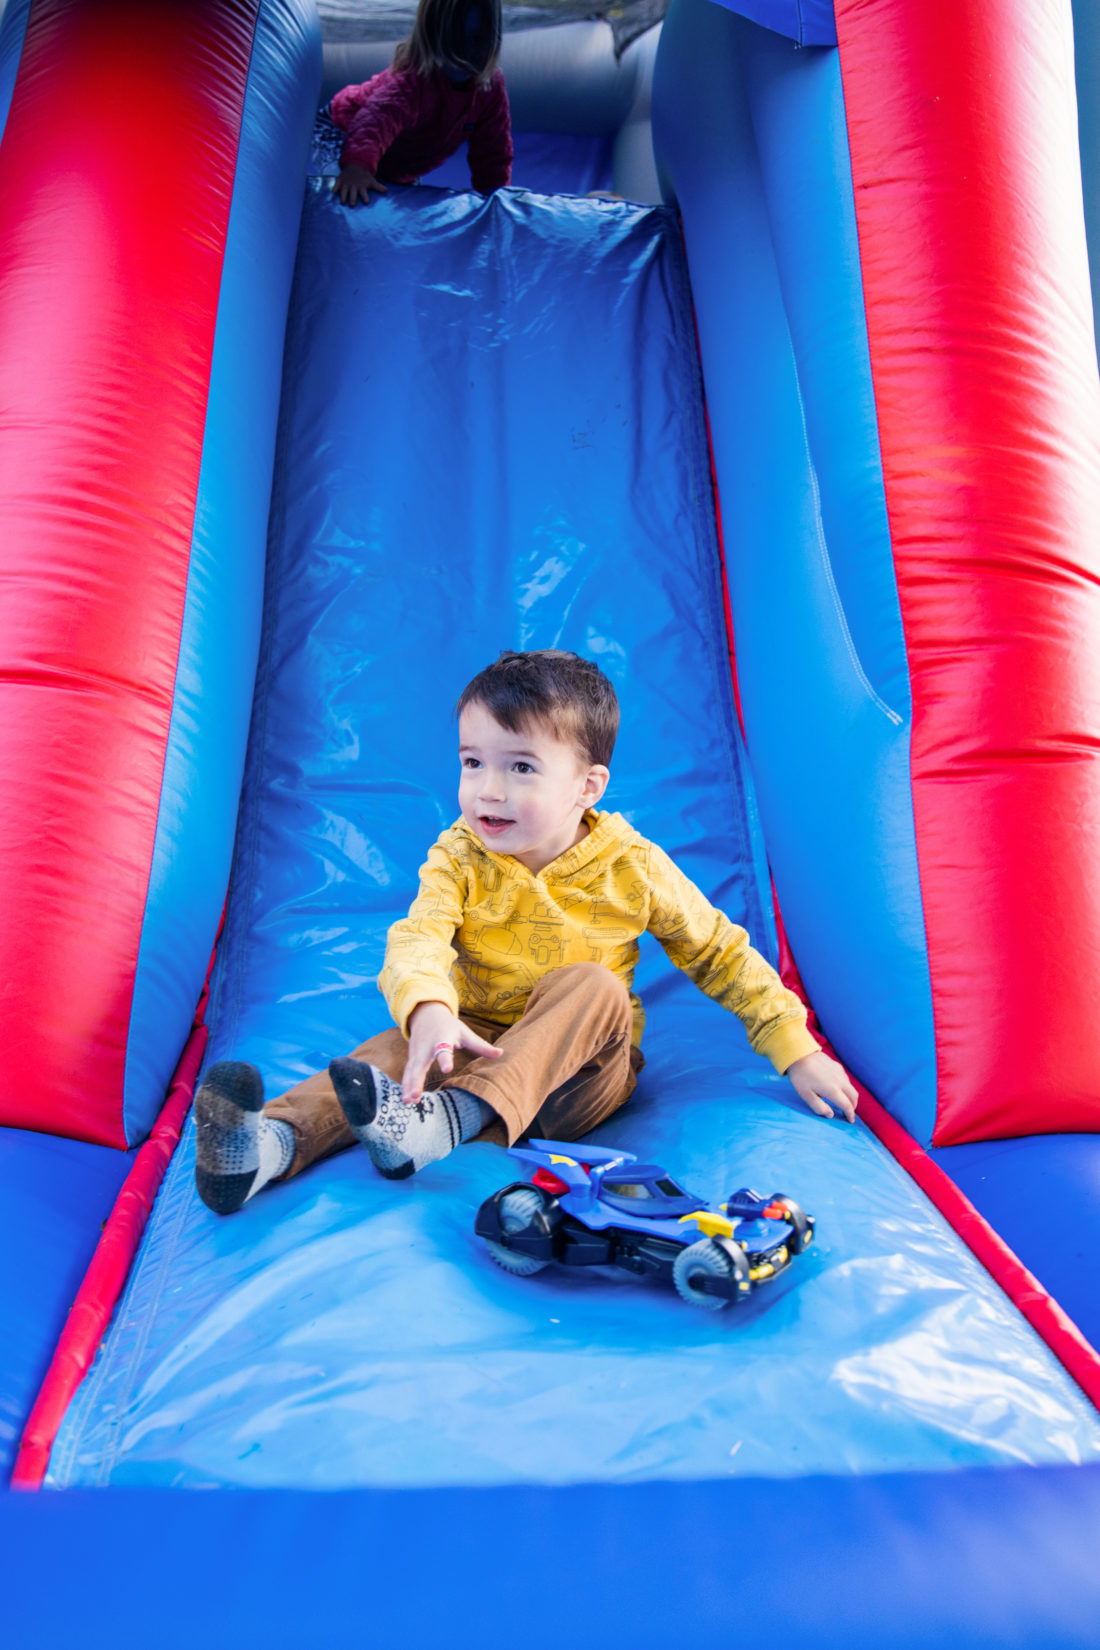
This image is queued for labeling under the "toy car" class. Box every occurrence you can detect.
[474,1139,814,1311]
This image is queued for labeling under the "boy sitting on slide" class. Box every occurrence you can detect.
[195,650,856,1213]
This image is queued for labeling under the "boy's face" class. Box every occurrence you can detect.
[458,702,609,874]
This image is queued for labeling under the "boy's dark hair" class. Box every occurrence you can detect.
[456,650,619,768]
[395,0,502,87]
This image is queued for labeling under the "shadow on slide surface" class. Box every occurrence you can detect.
[46,185,1100,1489]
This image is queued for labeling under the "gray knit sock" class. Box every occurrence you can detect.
[194,1061,296,1215]
[328,1058,494,1180]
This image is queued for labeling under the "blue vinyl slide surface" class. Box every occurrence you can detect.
[49,183,1100,1488]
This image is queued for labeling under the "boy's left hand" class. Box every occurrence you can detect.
[785,1050,858,1122]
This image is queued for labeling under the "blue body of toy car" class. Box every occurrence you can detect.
[474,1139,814,1310]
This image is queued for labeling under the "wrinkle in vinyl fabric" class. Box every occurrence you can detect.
[48,184,1100,1488]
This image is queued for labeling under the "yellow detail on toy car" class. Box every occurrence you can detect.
[678,1210,736,1239]
[749,1245,789,1282]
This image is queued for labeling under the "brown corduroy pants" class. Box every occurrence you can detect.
[264,961,644,1179]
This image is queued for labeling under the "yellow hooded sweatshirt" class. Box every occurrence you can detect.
[379,809,820,1076]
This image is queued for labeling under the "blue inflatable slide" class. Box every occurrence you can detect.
[3,0,1100,1645]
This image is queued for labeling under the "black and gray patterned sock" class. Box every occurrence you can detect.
[194,1060,296,1215]
[328,1058,493,1180]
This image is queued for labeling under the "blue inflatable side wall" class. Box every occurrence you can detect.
[0,0,30,138]
[1073,0,1100,361]
[120,1,321,1140]
[0,1132,130,1482]
[652,0,938,1144]
[710,0,837,47]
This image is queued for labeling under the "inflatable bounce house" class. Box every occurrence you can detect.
[4,0,1100,1641]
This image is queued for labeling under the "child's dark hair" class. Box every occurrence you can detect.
[457,650,619,768]
[395,0,502,87]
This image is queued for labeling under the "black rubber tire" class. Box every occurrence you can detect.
[769,1194,811,1254]
[485,1186,555,1277]
[672,1237,739,1311]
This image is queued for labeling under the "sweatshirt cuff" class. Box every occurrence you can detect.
[387,977,461,1040]
[753,1017,821,1076]
[471,170,509,194]
[340,137,383,174]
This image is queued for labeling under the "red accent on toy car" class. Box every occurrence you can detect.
[532,1168,570,1196]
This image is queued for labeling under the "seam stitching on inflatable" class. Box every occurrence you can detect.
[803,427,903,728]
[119,1125,197,1477]
[664,208,773,949]
[84,1114,198,1487]
[213,244,301,1060]
[115,0,263,1146]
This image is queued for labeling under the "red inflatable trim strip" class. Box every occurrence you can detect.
[10,1014,208,1490]
[856,1094,1100,1413]
[0,0,258,1147]
[834,0,1100,1143]
[773,912,1100,1415]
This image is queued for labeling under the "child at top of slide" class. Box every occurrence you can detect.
[195,651,857,1214]
[330,0,513,207]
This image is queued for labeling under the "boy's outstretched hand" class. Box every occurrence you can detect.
[402,1000,502,1106]
[785,1049,859,1122]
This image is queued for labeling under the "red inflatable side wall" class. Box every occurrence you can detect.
[0,0,257,1147]
[836,0,1100,1144]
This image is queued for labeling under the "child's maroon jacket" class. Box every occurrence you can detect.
[330,66,513,192]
